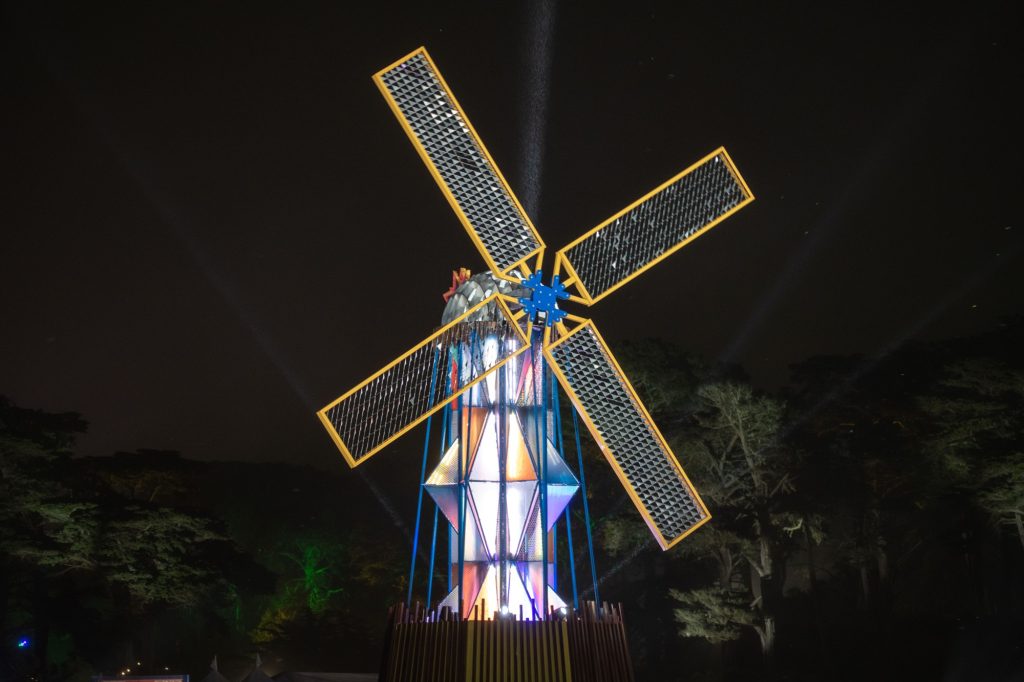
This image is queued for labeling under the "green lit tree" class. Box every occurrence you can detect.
[283,541,346,614]
[251,536,361,647]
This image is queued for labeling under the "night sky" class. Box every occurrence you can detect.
[2,1,1021,477]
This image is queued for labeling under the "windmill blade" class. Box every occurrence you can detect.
[318,295,529,468]
[545,320,710,549]
[374,47,545,277]
[556,148,753,304]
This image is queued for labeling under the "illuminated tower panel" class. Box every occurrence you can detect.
[425,328,578,619]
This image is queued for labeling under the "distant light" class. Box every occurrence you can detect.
[17,639,29,648]
[500,605,509,615]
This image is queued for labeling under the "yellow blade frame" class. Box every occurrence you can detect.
[555,147,754,304]
[373,47,545,278]
[318,294,530,468]
[544,319,710,549]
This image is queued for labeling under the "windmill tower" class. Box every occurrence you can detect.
[318,47,754,678]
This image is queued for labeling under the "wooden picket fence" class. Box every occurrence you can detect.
[378,600,635,682]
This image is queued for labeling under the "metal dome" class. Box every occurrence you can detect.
[440,272,527,325]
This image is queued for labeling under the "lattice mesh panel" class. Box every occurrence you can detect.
[323,317,524,466]
[378,52,541,273]
[562,151,750,301]
[547,324,706,545]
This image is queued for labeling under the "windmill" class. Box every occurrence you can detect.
[318,47,754,624]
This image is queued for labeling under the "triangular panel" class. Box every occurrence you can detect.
[470,563,500,620]
[425,439,462,487]
[506,563,535,620]
[424,483,460,531]
[505,480,538,557]
[544,439,579,488]
[505,413,537,481]
[467,413,500,481]
[546,586,567,614]
[467,480,499,557]
[515,408,546,471]
[459,407,490,472]
[478,335,502,406]
[451,500,491,562]
[525,562,546,618]
[438,561,490,618]
[514,351,535,406]
[519,493,543,561]
[515,562,542,619]
[546,485,577,531]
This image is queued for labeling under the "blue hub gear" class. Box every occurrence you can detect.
[518,271,570,326]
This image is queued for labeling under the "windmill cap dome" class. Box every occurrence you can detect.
[441,272,527,325]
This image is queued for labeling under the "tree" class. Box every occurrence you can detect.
[670,382,796,660]
[0,399,92,572]
[1,398,273,677]
[284,541,347,614]
[918,358,1024,550]
[251,538,346,646]
[97,506,230,610]
[0,398,90,679]
[977,452,1024,550]
[670,586,757,644]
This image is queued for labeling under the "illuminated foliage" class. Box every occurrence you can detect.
[97,506,227,608]
[977,452,1024,549]
[918,358,1024,548]
[251,537,352,645]
[283,542,345,614]
[669,587,756,643]
[0,400,94,575]
[670,382,795,658]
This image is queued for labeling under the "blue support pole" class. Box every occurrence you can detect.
[406,347,440,608]
[427,402,450,611]
[497,333,509,612]
[528,341,544,620]
[564,507,578,610]
[572,405,601,611]
[551,370,579,609]
[552,522,558,592]
[445,391,454,594]
[456,342,465,618]
[549,369,559,593]
[539,336,549,617]
[426,505,439,610]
